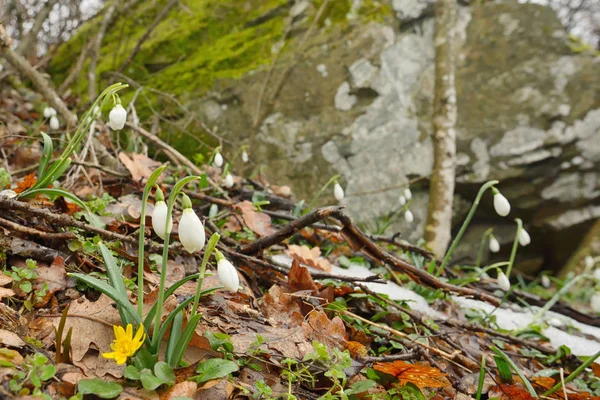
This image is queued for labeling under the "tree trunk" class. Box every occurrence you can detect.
[424,0,458,258]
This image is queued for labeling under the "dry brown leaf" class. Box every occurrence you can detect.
[34,256,68,308]
[344,341,368,360]
[260,284,302,327]
[271,185,292,198]
[119,152,162,182]
[0,273,12,286]
[287,244,333,272]
[234,201,277,236]
[374,360,451,390]
[302,310,347,349]
[488,384,537,400]
[14,173,37,194]
[0,329,26,348]
[159,381,198,400]
[0,287,15,300]
[0,348,23,366]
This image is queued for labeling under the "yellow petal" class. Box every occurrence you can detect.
[125,324,133,339]
[102,352,117,360]
[114,353,128,364]
[114,325,126,340]
[133,325,145,344]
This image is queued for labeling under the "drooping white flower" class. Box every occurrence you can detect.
[404,210,414,223]
[585,256,595,269]
[399,195,407,206]
[591,292,600,313]
[152,199,171,240]
[223,173,234,188]
[493,192,511,217]
[214,152,224,168]
[241,151,249,163]
[488,236,500,253]
[43,107,56,118]
[541,275,551,288]
[334,183,344,201]
[217,258,240,292]
[518,228,531,246]
[497,270,510,292]
[49,116,59,130]
[209,204,219,218]
[109,104,127,130]
[178,194,205,253]
[404,188,412,200]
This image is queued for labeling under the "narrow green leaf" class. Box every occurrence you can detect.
[492,346,538,397]
[77,379,122,399]
[165,312,183,364]
[38,132,54,178]
[158,298,191,357]
[22,188,90,214]
[476,355,486,400]
[192,358,239,384]
[98,243,128,298]
[169,314,202,368]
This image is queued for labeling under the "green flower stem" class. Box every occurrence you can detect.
[542,350,600,397]
[435,180,499,277]
[190,233,220,318]
[475,227,494,268]
[137,166,167,318]
[505,218,522,278]
[152,176,200,349]
[532,273,590,323]
[306,174,340,210]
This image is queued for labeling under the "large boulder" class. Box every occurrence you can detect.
[52,0,600,272]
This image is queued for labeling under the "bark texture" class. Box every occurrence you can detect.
[424,0,458,257]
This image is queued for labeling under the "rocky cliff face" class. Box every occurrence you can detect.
[52,0,600,272]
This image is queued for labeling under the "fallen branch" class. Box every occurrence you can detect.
[0,216,76,240]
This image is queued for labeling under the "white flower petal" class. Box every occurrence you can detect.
[404,210,414,223]
[488,237,500,253]
[541,275,551,288]
[223,173,234,188]
[518,228,531,246]
[333,183,344,201]
[585,256,595,269]
[217,259,240,292]
[109,104,127,130]
[178,208,205,253]
[43,107,56,118]
[49,116,59,130]
[398,195,407,206]
[242,151,249,163]
[151,201,172,240]
[497,271,510,292]
[214,152,223,167]
[493,193,511,217]
[404,188,412,200]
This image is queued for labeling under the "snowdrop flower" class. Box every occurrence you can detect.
[585,256,595,269]
[518,228,531,246]
[223,173,234,188]
[497,270,510,292]
[43,106,56,118]
[209,204,219,218]
[488,236,500,253]
[216,251,240,293]
[49,116,59,130]
[214,152,224,168]
[593,268,600,281]
[404,188,412,200]
[541,275,551,288]
[151,190,171,240]
[334,182,344,201]
[399,195,407,206]
[404,210,414,223]
[591,292,600,313]
[241,151,249,163]
[493,191,511,217]
[109,103,127,130]
[178,194,205,253]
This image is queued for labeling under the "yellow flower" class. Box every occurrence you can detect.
[102,324,145,365]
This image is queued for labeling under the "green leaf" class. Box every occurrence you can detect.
[140,369,165,390]
[155,297,193,356]
[131,347,157,371]
[199,174,209,189]
[492,346,538,397]
[77,379,123,399]
[19,281,32,293]
[143,273,201,329]
[205,331,233,353]
[38,132,54,178]
[169,314,203,368]
[22,188,90,215]
[39,364,56,381]
[494,355,512,383]
[123,365,140,380]
[192,358,239,384]
[346,379,377,395]
[154,362,175,386]
[98,243,128,299]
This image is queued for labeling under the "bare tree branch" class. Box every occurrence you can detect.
[15,0,59,57]
[88,4,116,100]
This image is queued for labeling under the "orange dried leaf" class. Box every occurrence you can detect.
[488,384,537,400]
[234,201,276,237]
[374,360,451,390]
[14,173,37,193]
[344,341,368,360]
[287,244,332,272]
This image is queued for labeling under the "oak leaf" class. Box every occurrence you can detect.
[234,201,276,237]
[374,360,451,390]
[14,173,37,193]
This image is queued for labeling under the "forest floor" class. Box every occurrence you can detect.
[1,86,600,400]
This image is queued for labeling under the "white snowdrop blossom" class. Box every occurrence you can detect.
[49,116,59,130]
[404,210,414,223]
[214,152,224,168]
[399,195,407,206]
[518,228,531,246]
[152,199,171,240]
[541,275,551,288]
[591,292,600,313]
[585,256,595,269]
[223,173,234,188]
[109,104,127,130]
[178,194,205,253]
[404,188,412,200]
[493,192,511,217]
[241,151,249,163]
[43,107,56,118]
[497,270,510,292]
[217,258,240,293]
[488,236,500,253]
[334,183,344,201]
[209,204,219,218]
